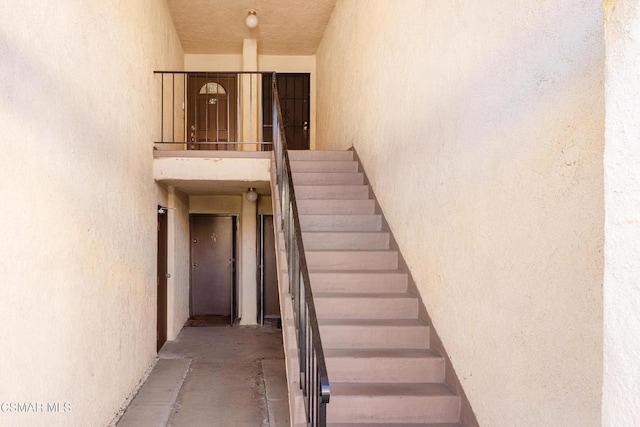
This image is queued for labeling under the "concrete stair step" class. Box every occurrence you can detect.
[288,150,354,161]
[281,230,392,251]
[294,185,370,200]
[301,231,390,250]
[309,270,409,293]
[292,172,364,185]
[327,383,460,424]
[327,423,462,427]
[305,250,398,270]
[299,214,382,232]
[296,199,376,215]
[324,348,445,383]
[290,160,358,173]
[315,292,418,319]
[319,319,429,349]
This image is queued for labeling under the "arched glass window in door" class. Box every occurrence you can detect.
[199,82,226,95]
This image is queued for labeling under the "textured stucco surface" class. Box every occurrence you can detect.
[240,195,258,325]
[603,1,640,424]
[0,1,183,425]
[154,157,271,182]
[167,0,336,54]
[316,1,604,425]
[167,187,190,341]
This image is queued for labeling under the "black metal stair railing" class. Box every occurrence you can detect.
[271,74,330,426]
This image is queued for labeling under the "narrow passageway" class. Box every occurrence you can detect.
[117,326,289,427]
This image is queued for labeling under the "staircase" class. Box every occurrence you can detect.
[274,150,464,426]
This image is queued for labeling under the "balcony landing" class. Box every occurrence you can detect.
[153,149,271,195]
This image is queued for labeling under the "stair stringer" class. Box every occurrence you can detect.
[269,158,307,426]
[349,147,480,427]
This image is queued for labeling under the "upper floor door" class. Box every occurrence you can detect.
[262,73,310,150]
[187,74,237,150]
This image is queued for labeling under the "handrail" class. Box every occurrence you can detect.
[271,74,330,426]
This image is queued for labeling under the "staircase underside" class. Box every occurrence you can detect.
[272,150,466,426]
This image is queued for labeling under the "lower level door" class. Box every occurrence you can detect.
[190,215,235,318]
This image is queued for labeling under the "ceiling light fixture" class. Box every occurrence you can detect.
[245,10,258,29]
[246,188,258,202]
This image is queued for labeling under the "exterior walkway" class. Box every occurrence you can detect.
[116,326,289,427]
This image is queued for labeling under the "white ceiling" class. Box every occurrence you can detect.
[166,0,337,55]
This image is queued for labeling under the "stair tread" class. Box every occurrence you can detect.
[290,150,352,154]
[327,424,462,427]
[330,382,456,397]
[295,184,368,188]
[299,213,379,217]
[309,269,406,274]
[303,231,387,235]
[296,200,376,214]
[293,171,362,175]
[315,292,414,299]
[324,348,440,358]
[289,160,356,163]
[319,318,426,327]
[284,269,407,275]
[288,152,353,156]
[306,249,396,253]
[295,198,371,202]
[272,198,374,203]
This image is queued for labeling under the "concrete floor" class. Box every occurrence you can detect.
[116,326,290,427]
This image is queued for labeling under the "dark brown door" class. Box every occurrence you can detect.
[190,215,235,318]
[157,208,168,351]
[262,73,310,150]
[260,215,280,322]
[187,74,237,150]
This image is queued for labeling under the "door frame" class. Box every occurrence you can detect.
[157,206,168,351]
[262,73,311,151]
[257,214,280,325]
[187,73,238,150]
[188,214,238,324]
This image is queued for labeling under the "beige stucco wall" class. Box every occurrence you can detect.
[317,1,604,425]
[185,54,243,71]
[154,156,271,182]
[0,0,183,425]
[603,1,640,424]
[167,187,190,340]
[239,194,258,324]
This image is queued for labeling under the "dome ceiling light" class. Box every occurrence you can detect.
[245,10,258,29]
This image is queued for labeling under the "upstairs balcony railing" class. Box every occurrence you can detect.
[154,71,275,151]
